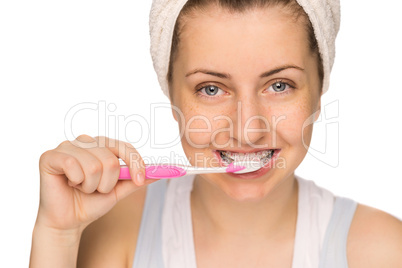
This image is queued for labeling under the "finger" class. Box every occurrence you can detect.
[65,135,104,194]
[84,145,120,194]
[40,150,84,186]
[113,178,159,202]
[95,136,146,186]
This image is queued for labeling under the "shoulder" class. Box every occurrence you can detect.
[347,203,402,268]
[77,186,148,268]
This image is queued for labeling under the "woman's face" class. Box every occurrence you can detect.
[170,4,321,201]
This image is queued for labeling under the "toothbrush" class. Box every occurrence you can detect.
[118,161,264,180]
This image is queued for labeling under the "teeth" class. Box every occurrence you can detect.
[219,149,274,164]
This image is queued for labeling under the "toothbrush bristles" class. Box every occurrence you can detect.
[232,161,263,174]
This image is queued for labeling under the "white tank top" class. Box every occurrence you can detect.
[132,175,357,268]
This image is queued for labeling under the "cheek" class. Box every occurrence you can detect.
[178,103,229,149]
[271,98,317,148]
[184,114,213,148]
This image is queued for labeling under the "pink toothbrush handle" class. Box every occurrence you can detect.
[119,165,187,180]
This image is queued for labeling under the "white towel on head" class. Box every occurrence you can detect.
[149,0,340,99]
[295,0,341,95]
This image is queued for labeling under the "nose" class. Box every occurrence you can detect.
[231,93,268,147]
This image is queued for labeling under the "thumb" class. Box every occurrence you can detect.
[112,179,159,202]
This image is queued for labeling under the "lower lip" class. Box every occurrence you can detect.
[215,149,281,180]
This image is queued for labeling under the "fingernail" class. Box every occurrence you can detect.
[136,171,145,185]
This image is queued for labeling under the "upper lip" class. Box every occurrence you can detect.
[215,148,278,154]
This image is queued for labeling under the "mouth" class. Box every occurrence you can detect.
[217,149,276,166]
[214,148,281,179]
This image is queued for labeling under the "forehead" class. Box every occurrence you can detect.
[177,5,310,74]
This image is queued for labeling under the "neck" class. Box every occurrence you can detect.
[191,174,299,240]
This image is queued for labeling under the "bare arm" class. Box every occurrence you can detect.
[348,204,402,268]
[30,224,83,268]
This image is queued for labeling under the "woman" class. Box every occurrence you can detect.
[30,0,402,267]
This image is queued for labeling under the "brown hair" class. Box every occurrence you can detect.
[167,0,324,95]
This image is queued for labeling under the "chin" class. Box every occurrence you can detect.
[214,176,276,202]
[206,166,296,203]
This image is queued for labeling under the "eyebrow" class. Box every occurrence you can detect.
[185,65,305,79]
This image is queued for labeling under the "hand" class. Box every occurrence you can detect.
[35,135,156,233]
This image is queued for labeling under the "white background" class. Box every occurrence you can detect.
[1,0,401,266]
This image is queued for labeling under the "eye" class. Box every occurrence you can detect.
[197,85,225,97]
[267,81,292,93]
